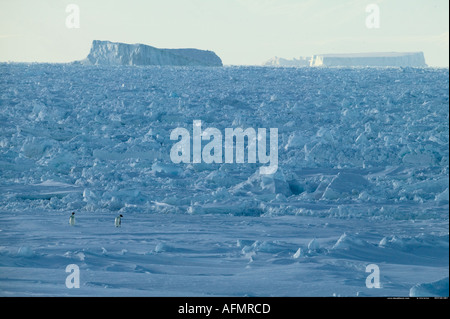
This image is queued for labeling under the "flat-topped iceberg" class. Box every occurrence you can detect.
[310,52,427,67]
[263,56,311,67]
[80,40,223,67]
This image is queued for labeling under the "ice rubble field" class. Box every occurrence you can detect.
[0,64,448,296]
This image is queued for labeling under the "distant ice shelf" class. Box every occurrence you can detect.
[78,40,223,67]
[310,52,427,67]
[263,52,427,68]
[263,56,311,67]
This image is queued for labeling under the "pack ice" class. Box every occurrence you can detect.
[0,63,448,297]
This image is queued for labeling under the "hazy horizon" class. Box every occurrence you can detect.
[0,0,448,67]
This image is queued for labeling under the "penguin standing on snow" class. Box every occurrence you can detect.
[69,212,75,226]
[115,214,123,227]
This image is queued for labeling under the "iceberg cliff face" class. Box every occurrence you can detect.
[310,52,427,67]
[84,40,222,67]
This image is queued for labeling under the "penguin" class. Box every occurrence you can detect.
[69,212,75,226]
[115,214,123,227]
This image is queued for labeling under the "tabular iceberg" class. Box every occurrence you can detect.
[310,52,427,67]
[79,40,223,67]
[263,56,311,67]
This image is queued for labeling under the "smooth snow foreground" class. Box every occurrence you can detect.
[0,64,448,297]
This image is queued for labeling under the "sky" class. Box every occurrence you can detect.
[0,0,448,66]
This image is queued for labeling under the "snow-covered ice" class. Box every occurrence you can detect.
[0,63,448,296]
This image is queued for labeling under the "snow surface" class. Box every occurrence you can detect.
[310,52,427,67]
[409,276,449,297]
[0,63,448,296]
[81,40,222,67]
